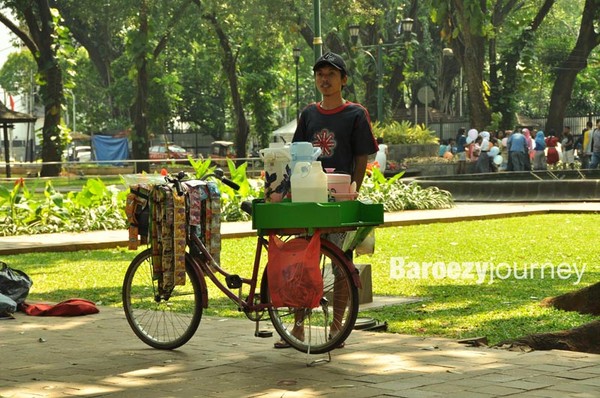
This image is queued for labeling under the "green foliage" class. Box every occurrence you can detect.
[359,166,454,211]
[0,178,127,236]
[219,160,261,222]
[0,51,37,95]
[189,157,217,179]
[372,120,438,145]
[189,158,260,222]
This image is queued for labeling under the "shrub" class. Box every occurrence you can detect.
[372,120,438,145]
[359,167,454,211]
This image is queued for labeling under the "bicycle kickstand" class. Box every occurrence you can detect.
[254,319,273,338]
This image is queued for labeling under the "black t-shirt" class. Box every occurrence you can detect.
[292,101,378,174]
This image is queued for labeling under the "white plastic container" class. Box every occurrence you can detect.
[259,143,291,202]
[291,161,328,203]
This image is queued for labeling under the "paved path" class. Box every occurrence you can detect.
[1,202,600,397]
[1,306,600,397]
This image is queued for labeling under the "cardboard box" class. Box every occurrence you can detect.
[355,264,373,304]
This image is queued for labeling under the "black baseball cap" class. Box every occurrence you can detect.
[313,52,347,75]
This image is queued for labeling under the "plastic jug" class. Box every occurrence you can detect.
[326,172,351,194]
[291,161,328,203]
[259,143,292,202]
[290,142,321,175]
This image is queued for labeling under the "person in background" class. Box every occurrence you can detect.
[532,130,547,170]
[444,138,456,159]
[561,126,575,169]
[507,129,528,171]
[455,127,467,174]
[499,130,511,171]
[522,128,533,162]
[375,137,388,170]
[438,139,448,157]
[589,120,600,169]
[545,129,560,169]
[474,131,493,173]
[581,121,593,169]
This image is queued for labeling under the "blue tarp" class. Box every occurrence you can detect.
[91,135,128,165]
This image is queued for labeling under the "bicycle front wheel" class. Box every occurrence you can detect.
[122,249,204,349]
[261,239,359,354]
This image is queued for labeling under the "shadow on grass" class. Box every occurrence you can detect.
[361,272,599,344]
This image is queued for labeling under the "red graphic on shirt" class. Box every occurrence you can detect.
[313,129,336,157]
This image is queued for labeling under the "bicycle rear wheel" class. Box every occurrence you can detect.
[122,249,203,349]
[261,239,359,354]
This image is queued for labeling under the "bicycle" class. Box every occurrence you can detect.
[122,170,383,359]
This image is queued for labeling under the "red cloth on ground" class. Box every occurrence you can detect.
[20,299,99,316]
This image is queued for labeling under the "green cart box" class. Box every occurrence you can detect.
[252,200,384,234]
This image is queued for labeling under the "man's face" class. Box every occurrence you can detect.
[314,65,347,97]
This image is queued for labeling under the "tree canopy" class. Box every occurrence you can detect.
[1,0,599,174]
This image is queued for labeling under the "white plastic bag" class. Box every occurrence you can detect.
[342,226,375,256]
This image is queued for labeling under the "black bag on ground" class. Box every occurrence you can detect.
[0,261,33,305]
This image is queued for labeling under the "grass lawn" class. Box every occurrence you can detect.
[3,213,599,345]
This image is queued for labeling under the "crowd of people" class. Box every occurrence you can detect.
[438,119,600,173]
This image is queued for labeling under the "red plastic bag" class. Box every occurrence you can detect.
[267,232,323,308]
[19,299,99,316]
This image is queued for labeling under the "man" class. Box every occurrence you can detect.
[292,52,378,191]
[507,129,528,171]
[590,120,600,169]
[273,52,378,349]
[580,121,593,169]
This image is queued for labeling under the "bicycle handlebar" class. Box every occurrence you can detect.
[165,169,240,195]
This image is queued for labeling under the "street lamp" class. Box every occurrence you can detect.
[400,18,414,38]
[293,47,301,119]
[349,19,414,121]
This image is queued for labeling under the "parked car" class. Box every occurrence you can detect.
[210,141,236,159]
[64,145,92,162]
[149,144,193,161]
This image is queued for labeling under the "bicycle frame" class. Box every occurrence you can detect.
[185,226,361,313]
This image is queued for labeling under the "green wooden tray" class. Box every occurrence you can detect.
[251,200,384,233]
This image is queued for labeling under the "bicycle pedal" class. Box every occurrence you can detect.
[255,330,273,338]
[225,274,243,289]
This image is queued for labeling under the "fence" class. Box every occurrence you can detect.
[0,157,264,179]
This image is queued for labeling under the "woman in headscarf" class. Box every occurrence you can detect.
[533,130,547,170]
[474,131,493,173]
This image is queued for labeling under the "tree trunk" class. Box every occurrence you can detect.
[496,0,556,130]
[28,2,63,177]
[461,36,490,130]
[453,2,491,130]
[38,63,64,177]
[497,321,600,354]
[496,282,600,354]
[2,2,65,176]
[541,281,600,315]
[205,13,250,159]
[131,0,150,173]
[545,0,600,135]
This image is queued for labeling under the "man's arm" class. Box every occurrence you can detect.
[352,154,369,192]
